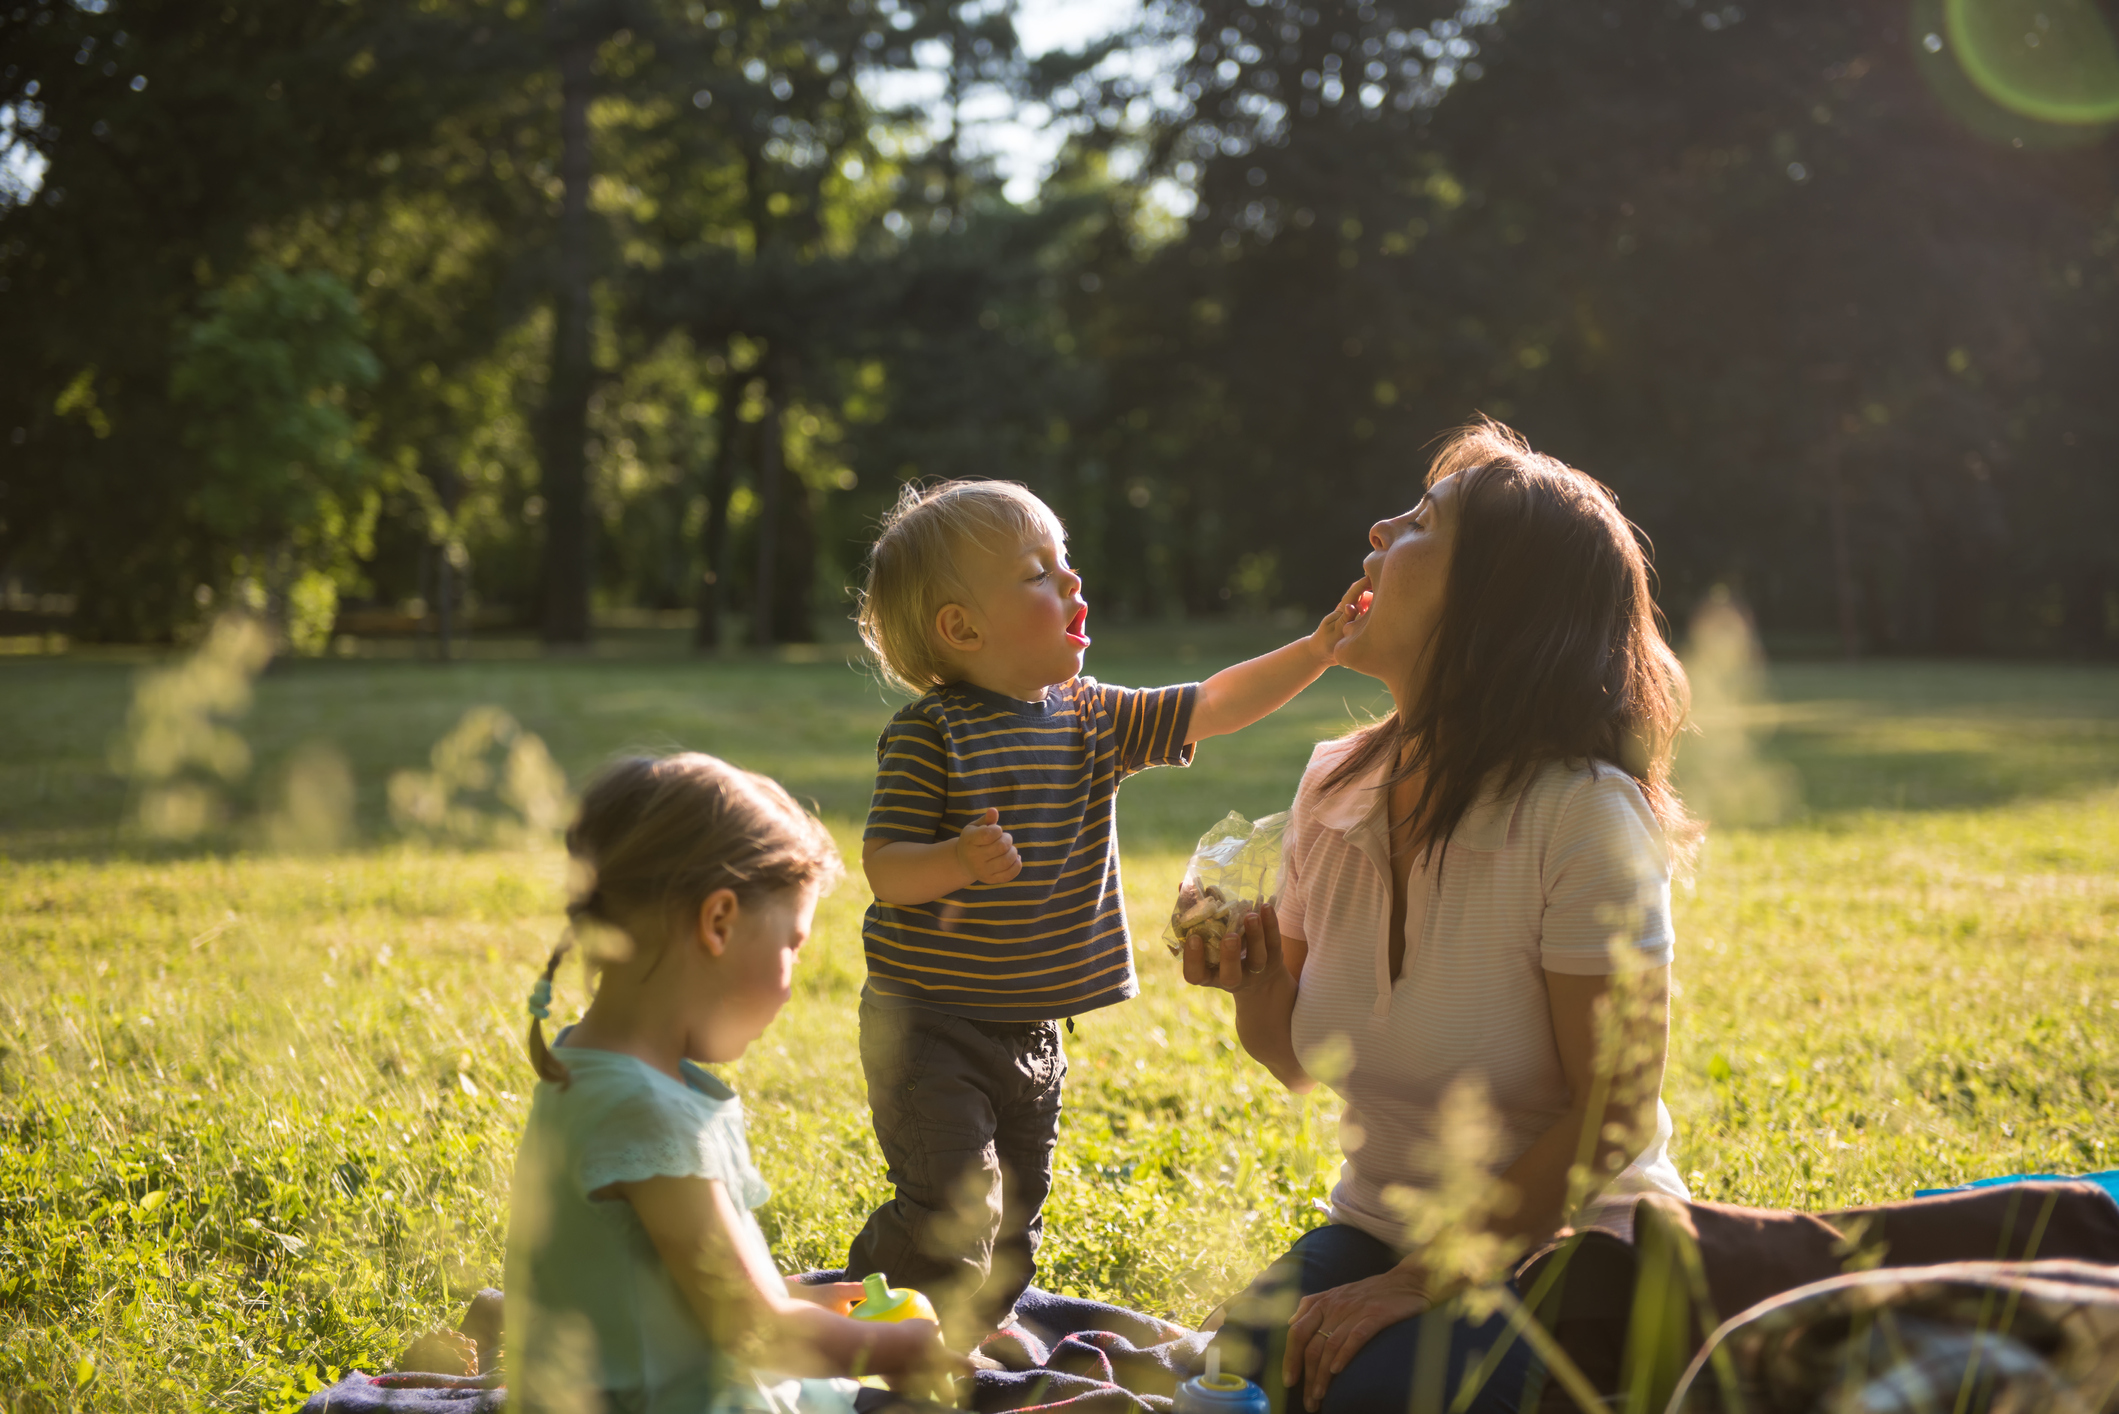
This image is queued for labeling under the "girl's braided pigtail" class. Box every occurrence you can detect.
[525,931,576,1088]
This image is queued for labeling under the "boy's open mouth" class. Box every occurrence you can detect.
[1066,605,1091,647]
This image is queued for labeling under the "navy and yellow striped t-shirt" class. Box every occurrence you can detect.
[862,676,1198,1020]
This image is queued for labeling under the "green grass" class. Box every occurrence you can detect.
[3,631,2117,1411]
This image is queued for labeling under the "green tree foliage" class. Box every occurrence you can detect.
[3,0,2114,655]
[1401,0,2119,655]
[169,269,383,653]
[0,0,540,640]
[1098,0,2119,651]
[604,0,1118,645]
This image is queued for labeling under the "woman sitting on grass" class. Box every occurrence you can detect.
[505,753,964,1414]
[1184,420,1699,1414]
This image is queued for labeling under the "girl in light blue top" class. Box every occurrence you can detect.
[504,753,964,1414]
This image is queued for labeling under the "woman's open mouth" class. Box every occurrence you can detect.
[1066,605,1091,648]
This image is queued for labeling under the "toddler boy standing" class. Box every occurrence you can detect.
[847,479,1359,1341]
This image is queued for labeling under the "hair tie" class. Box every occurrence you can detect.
[527,976,553,1020]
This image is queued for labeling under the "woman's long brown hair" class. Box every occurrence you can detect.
[1319,419,1698,865]
[527,753,842,1087]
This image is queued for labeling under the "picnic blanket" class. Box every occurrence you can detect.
[295,1370,503,1412]
[960,1282,1210,1412]
[297,1288,505,1412]
[1520,1179,2119,1414]
[1666,1260,2119,1414]
[297,1280,1211,1414]
[302,1173,2119,1414]
[1917,1167,2119,1204]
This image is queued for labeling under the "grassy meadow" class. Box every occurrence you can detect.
[2,627,2117,1412]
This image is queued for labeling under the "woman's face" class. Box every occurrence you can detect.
[1336,472,1461,693]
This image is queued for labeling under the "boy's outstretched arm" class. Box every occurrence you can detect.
[864,808,1023,904]
[1186,577,1367,743]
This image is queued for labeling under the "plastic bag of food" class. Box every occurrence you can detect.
[1164,809,1288,958]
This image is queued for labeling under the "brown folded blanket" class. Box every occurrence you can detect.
[1668,1260,2119,1414]
[1515,1182,2119,1413]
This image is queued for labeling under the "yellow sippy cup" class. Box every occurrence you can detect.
[848,1272,938,1325]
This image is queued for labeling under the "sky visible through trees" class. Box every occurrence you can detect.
[2,0,2115,656]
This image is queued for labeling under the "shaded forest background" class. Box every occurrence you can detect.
[4,0,2116,657]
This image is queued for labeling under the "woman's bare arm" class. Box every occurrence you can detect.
[1491,966,1671,1242]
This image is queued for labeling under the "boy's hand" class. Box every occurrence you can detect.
[1188,578,1370,744]
[955,808,1023,884]
[1308,575,1372,667]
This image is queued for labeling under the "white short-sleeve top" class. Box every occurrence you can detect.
[1280,737,1689,1248]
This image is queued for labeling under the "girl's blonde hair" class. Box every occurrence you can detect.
[857,479,1067,695]
[527,753,843,1086]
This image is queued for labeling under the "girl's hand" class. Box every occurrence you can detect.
[783,1279,866,1315]
[870,1319,972,1401]
[1308,576,1372,667]
[1182,904,1286,993]
[1283,1265,1434,1412]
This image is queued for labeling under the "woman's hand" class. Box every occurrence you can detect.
[1283,1265,1435,1412]
[1182,902,1285,992]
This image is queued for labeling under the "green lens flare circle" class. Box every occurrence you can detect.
[1943,0,2119,125]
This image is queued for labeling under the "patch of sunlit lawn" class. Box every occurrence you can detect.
[1,637,2115,1410]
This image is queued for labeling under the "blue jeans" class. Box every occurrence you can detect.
[1209,1223,1540,1414]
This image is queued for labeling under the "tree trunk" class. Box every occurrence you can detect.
[770,453,817,644]
[1822,437,1861,661]
[540,0,595,647]
[1927,522,1984,655]
[431,455,462,662]
[1121,472,1166,621]
[435,548,454,661]
[694,374,749,651]
[750,358,786,648]
[262,541,293,659]
[2062,569,2113,658]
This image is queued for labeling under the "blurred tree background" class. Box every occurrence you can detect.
[2,0,2114,656]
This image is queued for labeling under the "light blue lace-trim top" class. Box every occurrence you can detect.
[503,1046,854,1414]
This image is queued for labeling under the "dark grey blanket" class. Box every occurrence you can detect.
[297,1281,1211,1413]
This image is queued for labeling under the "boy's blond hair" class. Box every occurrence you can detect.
[858,479,1066,695]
